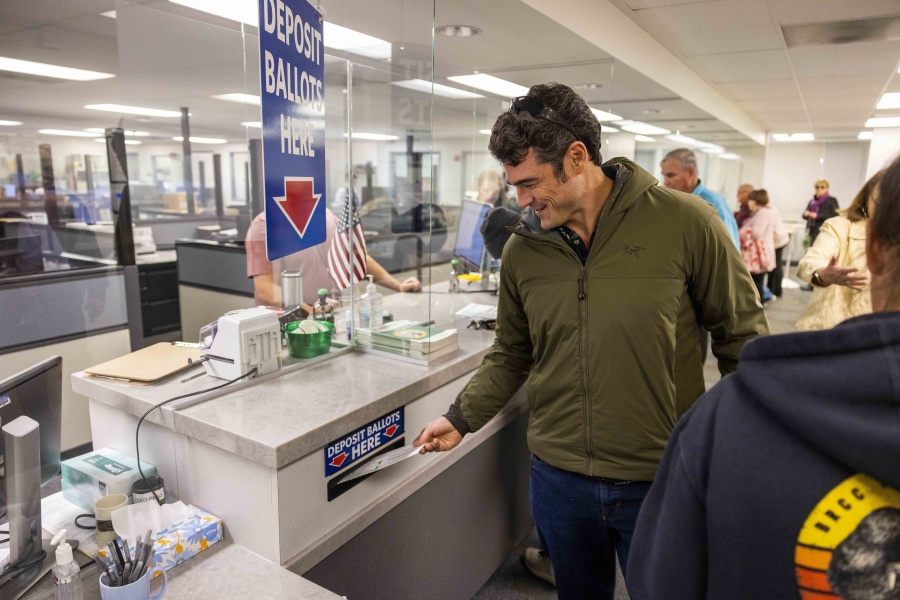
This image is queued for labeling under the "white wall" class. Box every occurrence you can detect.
[865,128,900,178]
[762,141,868,219]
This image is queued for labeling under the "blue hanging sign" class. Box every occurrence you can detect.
[324,408,405,477]
[258,0,326,260]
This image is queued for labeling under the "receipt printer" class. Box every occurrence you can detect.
[201,308,281,380]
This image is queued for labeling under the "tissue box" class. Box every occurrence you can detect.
[61,447,157,512]
[147,505,223,576]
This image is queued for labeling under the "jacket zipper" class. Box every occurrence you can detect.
[578,266,595,474]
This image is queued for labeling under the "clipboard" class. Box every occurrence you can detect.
[84,343,202,384]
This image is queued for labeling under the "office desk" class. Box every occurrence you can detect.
[73,286,532,600]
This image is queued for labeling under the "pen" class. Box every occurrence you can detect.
[123,538,132,564]
[91,552,115,583]
[114,540,126,569]
[122,563,132,586]
[132,561,143,584]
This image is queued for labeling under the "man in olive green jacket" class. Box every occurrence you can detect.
[415,83,768,600]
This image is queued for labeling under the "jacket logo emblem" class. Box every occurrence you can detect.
[624,245,645,258]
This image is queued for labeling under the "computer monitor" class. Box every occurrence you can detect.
[0,356,62,515]
[453,200,491,273]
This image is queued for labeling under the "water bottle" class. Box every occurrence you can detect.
[449,259,460,293]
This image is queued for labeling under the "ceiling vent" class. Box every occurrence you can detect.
[782,16,900,48]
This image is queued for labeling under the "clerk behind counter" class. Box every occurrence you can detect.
[245,210,422,307]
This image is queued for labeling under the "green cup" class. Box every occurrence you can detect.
[285,321,334,358]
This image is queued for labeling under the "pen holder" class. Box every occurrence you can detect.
[100,565,167,600]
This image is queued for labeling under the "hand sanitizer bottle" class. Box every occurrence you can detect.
[359,275,383,329]
[52,529,84,600]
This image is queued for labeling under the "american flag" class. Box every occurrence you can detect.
[328,197,368,290]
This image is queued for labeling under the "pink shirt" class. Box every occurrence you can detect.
[245,210,338,306]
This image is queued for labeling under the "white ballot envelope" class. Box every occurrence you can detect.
[337,443,422,484]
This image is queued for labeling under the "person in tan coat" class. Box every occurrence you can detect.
[796,170,883,330]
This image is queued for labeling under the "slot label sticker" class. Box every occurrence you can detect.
[325,408,404,477]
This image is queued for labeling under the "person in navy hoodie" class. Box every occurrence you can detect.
[626,154,900,600]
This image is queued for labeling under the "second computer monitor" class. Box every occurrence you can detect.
[453,200,491,273]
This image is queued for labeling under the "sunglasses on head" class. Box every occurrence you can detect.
[510,96,586,149]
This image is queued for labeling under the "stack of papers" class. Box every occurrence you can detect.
[356,320,458,360]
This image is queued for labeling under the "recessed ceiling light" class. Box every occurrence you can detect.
[858,131,874,140]
[38,129,99,137]
[100,10,116,19]
[94,138,142,145]
[85,128,150,136]
[447,74,529,98]
[169,0,255,25]
[86,104,181,117]
[701,145,725,154]
[173,136,227,144]
[343,133,400,141]
[479,129,492,135]
[0,57,114,81]
[866,117,900,128]
[665,133,701,146]
[436,25,481,37]
[876,92,900,110]
[211,93,261,106]
[602,126,619,133]
[392,79,483,99]
[615,120,671,136]
[0,120,22,126]
[634,135,656,142]
[241,121,262,128]
[719,153,741,160]
[590,108,622,122]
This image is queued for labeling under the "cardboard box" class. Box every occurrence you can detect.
[61,447,157,512]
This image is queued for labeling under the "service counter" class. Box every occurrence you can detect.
[72,286,533,600]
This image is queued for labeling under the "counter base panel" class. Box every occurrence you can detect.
[300,410,533,600]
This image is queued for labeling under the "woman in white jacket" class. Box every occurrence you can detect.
[795,170,883,330]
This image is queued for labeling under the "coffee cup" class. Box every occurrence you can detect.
[95,493,128,548]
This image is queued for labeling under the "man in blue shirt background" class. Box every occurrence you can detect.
[660,148,740,247]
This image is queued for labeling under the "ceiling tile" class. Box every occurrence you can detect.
[686,50,792,82]
[803,96,878,111]
[637,0,782,57]
[796,74,887,98]
[736,97,805,113]
[789,40,900,78]
[767,0,900,26]
[715,80,798,100]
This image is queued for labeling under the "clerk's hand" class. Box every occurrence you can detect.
[399,277,422,293]
[816,256,868,290]
[414,417,462,454]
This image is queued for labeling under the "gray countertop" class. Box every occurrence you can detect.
[23,539,343,600]
[72,286,500,469]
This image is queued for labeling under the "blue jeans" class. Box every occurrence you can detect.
[530,455,652,600]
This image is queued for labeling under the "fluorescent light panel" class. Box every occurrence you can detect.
[858,131,873,140]
[447,74,529,98]
[876,92,900,110]
[615,120,670,136]
[866,117,900,128]
[0,57,114,81]
[324,22,391,60]
[84,128,149,136]
[665,133,701,146]
[392,79,483,100]
[86,104,181,117]
[94,138,141,145]
[0,120,22,126]
[100,11,117,19]
[173,136,228,144]
[212,93,261,106]
[38,129,99,137]
[479,129,492,135]
[601,125,619,133]
[241,121,262,128]
[343,133,399,141]
[168,2,392,60]
[590,108,622,122]
[719,153,740,160]
[634,135,656,142]
[772,133,814,142]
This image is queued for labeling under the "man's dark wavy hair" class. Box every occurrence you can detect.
[488,83,602,182]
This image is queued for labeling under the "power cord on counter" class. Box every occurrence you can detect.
[134,368,258,506]
[0,537,46,586]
